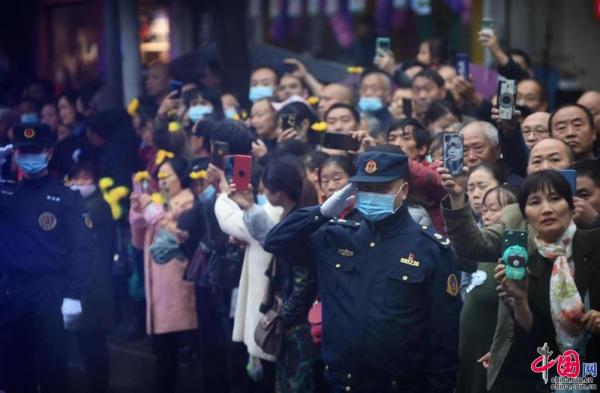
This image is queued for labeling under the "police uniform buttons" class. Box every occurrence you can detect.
[422,225,428,230]
[392,381,397,387]
[345,387,351,392]
[347,373,352,379]
[335,263,341,269]
[402,275,408,281]
[369,242,375,248]
[314,215,320,221]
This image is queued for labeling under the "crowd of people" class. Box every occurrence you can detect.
[1,22,600,393]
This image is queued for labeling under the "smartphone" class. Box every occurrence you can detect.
[502,230,528,280]
[481,18,495,34]
[442,133,464,176]
[559,169,577,194]
[402,98,412,119]
[224,155,252,192]
[170,80,183,98]
[212,141,230,169]
[497,80,517,120]
[320,132,361,151]
[281,113,297,131]
[454,53,470,80]
[375,37,391,53]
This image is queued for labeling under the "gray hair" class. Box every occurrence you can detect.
[460,121,499,146]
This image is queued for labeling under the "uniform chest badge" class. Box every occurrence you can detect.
[337,248,354,257]
[364,160,377,174]
[400,253,420,267]
[446,274,459,297]
[38,212,57,231]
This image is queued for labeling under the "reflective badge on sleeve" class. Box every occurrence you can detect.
[446,274,459,296]
[38,212,57,231]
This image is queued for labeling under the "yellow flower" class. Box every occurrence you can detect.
[232,113,241,121]
[133,171,150,183]
[157,171,170,180]
[155,150,174,166]
[99,177,114,191]
[127,98,140,116]
[347,66,364,74]
[307,96,319,105]
[311,121,327,132]
[189,170,208,180]
[168,121,181,133]
[150,193,164,205]
[101,186,130,220]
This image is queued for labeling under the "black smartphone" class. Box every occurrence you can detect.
[443,133,464,176]
[321,132,361,151]
[281,114,297,131]
[402,98,412,119]
[454,53,470,79]
[212,141,230,169]
[375,37,391,53]
[170,80,183,98]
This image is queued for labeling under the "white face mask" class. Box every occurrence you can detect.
[71,184,97,199]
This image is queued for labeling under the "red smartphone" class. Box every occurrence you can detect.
[224,155,252,192]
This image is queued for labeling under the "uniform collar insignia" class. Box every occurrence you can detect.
[337,248,354,257]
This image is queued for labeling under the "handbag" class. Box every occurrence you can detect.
[308,300,322,344]
[254,258,284,356]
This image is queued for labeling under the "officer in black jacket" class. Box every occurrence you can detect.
[264,145,461,393]
[0,123,93,393]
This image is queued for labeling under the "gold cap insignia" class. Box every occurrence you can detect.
[365,160,377,174]
[24,128,36,138]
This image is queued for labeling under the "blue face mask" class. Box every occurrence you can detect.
[188,105,214,122]
[224,107,238,119]
[355,187,404,221]
[256,194,268,206]
[200,185,216,202]
[15,153,49,176]
[358,96,384,112]
[249,86,273,102]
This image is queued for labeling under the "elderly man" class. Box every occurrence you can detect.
[549,103,597,161]
[318,83,354,119]
[461,121,525,187]
[358,71,394,132]
[249,66,279,102]
[521,111,550,149]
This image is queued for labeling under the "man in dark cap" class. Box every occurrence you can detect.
[0,123,93,393]
[264,145,460,393]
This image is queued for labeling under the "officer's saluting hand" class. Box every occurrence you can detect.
[265,145,461,393]
[0,123,94,393]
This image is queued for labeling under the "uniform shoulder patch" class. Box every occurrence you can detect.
[328,217,361,229]
[419,225,450,248]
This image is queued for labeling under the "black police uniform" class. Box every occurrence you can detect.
[264,151,461,393]
[0,124,93,393]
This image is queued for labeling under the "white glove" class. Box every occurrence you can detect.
[0,144,12,166]
[320,183,357,218]
[61,298,82,328]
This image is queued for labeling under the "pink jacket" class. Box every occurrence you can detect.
[130,189,197,335]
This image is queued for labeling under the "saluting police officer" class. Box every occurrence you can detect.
[264,145,461,393]
[0,123,93,393]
